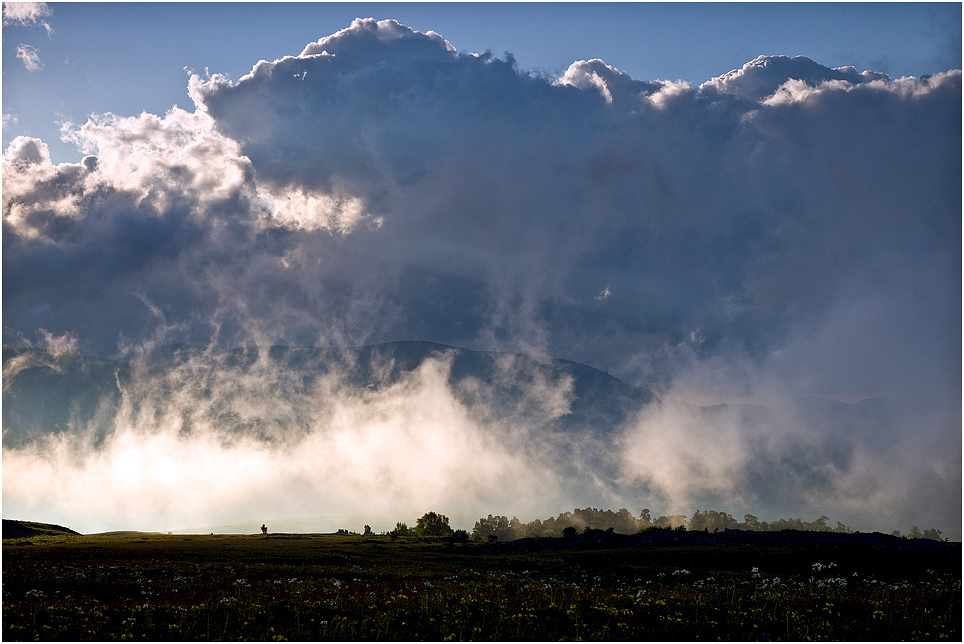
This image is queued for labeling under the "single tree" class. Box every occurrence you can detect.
[415,512,453,538]
[639,508,652,527]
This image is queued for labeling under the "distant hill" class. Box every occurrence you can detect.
[2,519,80,539]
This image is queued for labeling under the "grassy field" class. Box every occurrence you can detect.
[3,527,960,641]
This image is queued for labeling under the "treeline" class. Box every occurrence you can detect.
[469,508,945,543]
[335,508,944,543]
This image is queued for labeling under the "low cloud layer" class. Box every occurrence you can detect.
[3,18,960,535]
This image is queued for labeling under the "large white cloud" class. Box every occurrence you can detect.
[3,18,960,533]
[2,1,52,33]
[700,55,891,101]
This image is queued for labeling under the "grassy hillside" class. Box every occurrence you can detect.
[2,519,80,539]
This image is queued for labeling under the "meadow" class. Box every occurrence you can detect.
[3,527,959,641]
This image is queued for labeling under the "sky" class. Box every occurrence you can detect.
[2,2,961,536]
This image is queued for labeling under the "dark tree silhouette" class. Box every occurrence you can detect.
[415,512,453,538]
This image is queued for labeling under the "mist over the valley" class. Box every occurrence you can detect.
[2,340,955,538]
[3,19,960,538]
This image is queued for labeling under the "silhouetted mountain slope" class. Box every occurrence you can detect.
[2,341,654,447]
[2,346,129,447]
[2,341,909,453]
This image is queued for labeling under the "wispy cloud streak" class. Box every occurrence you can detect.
[16,43,43,71]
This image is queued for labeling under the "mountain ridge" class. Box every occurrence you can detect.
[1,340,655,448]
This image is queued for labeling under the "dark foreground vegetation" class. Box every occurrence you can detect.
[3,520,959,641]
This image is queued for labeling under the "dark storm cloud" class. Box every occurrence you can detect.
[3,18,960,534]
[186,22,960,375]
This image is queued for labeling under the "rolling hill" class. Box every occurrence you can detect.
[2,519,80,539]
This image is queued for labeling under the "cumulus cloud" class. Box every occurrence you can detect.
[699,54,890,101]
[2,1,52,34]
[556,58,663,105]
[2,18,960,535]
